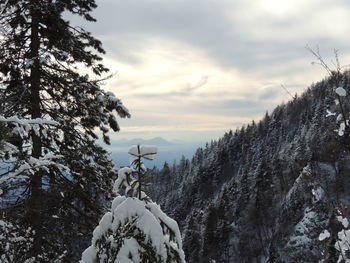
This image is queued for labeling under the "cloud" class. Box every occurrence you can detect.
[81,0,350,73]
[185,75,209,92]
[132,75,209,98]
[67,0,350,141]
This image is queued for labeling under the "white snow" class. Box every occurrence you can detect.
[336,87,347,97]
[335,229,350,258]
[128,145,157,160]
[81,246,97,263]
[319,229,330,241]
[0,219,34,262]
[148,202,184,249]
[111,198,168,260]
[113,167,138,196]
[0,116,58,141]
[0,116,58,126]
[336,114,343,122]
[326,109,336,117]
[129,155,138,165]
[106,92,120,103]
[111,196,127,211]
[140,145,157,157]
[82,195,186,262]
[338,122,346,136]
[337,216,349,228]
[92,212,112,243]
[128,145,139,156]
[0,152,68,186]
[115,238,141,263]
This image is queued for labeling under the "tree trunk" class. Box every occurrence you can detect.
[28,2,43,257]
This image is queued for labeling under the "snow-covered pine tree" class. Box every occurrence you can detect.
[0,0,129,260]
[318,75,350,263]
[0,218,35,263]
[306,49,350,262]
[81,145,186,263]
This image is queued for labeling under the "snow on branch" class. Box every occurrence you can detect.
[81,197,185,263]
[128,145,157,161]
[0,115,59,140]
[0,116,58,126]
[0,0,8,16]
[0,218,35,262]
[113,167,140,198]
[127,145,158,199]
[0,153,69,185]
[94,89,130,119]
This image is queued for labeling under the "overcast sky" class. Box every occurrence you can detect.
[76,0,350,142]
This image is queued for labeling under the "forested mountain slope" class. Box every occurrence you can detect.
[149,72,350,262]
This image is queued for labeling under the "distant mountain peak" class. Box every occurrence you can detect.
[111,137,175,146]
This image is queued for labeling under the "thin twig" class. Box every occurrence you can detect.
[281,84,296,100]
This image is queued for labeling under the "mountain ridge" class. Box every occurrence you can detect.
[148,72,350,262]
[109,137,206,168]
[110,136,176,147]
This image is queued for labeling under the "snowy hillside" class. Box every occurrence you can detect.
[148,72,350,263]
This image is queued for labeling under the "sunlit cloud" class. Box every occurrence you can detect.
[72,0,350,141]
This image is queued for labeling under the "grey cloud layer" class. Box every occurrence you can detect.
[76,0,350,73]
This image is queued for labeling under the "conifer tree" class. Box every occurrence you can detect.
[82,145,186,263]
[0,0,129,260]
[0,218,35,263]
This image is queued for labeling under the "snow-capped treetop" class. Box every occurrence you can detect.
[127,145,158,199]
[81,196,186,263]
[129,145,158,160]
[82,145,185,263]
[113,167,138,196]
[113,166,149,201]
